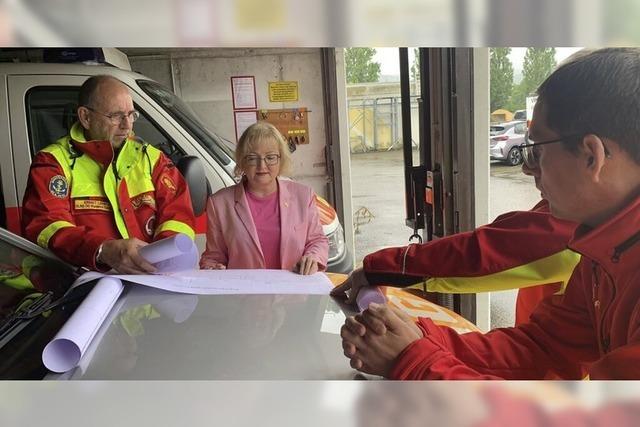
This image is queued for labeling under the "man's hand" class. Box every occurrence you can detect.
[295,255,318,275]
[99,238,157,274]
[330,267,370,305]
[340,303,423,377]
[202,262,227,270]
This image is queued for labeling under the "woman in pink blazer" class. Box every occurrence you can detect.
[200,122,328,275]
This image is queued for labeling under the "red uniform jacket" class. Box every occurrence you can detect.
[363,200,579,325]
[389,195,640,380]
[22,125,195,270]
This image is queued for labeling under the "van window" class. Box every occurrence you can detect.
[137,80,235,177]
[133,110,185,164]
[25,86,185,163]
[25,87,78,155]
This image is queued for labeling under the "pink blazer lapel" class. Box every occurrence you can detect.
[278,178,291,268]
[233,183,264,259]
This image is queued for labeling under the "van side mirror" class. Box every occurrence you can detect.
[176,156,211,216]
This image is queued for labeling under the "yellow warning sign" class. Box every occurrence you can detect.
[269,81,299,102]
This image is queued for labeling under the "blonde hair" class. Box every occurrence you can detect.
[234,121,293,177]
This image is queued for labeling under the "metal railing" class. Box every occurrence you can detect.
[348,95,420,153]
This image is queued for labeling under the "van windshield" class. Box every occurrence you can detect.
[137,80,235,175]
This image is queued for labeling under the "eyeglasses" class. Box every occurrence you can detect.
[520,134,584,169]
[244,154,280,166]
[84,106,140,124]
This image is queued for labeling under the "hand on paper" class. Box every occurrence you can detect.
[330,267,370,304]
[295,255,318,275]
[341,303,422,377]
[201,262,227,270]
[99,238,157,274]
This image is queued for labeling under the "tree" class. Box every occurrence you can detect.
[490,48,513,112]
[345,48,381,84]
[518,48,556,106]
[507,81,529,112]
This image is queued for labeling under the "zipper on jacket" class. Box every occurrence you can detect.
[112,162,120,181]
[611,229,640,263]
[592,261,616,354]
[591,261,599,305]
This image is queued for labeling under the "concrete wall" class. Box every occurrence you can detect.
[129,48,329,198]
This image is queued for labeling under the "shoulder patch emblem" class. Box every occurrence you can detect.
[49,175,69,198]
[161,175,177,192]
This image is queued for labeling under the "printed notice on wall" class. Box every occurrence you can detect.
[268,81,299,102]
[231,76,257,110]
[234,110,258,142]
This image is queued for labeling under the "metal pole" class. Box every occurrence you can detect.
[373,98,378,151]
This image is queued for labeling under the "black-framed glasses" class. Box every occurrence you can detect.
[244,154,280,166]
[84,106,140,124]
[520,134,583,169]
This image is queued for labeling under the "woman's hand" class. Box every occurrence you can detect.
[295,255,318,275]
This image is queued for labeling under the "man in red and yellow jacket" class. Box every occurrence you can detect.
[22,75,195,273]
[339,48,640,379]
[332,199,580,326]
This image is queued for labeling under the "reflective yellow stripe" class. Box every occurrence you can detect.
[418,249,582,294]
[154,220,195,239]
[37,220,75,248]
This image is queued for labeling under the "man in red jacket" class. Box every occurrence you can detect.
[339,47,640,379]
[332,199,579,326]
[22,75,195,273]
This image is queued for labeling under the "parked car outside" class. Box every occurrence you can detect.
[513,109,526,121]
[489,120,527,166]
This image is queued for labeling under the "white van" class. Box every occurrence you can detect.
[0,57,352,272]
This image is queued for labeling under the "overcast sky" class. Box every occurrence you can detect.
[373,47,583,77]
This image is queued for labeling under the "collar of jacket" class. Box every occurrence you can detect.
[69,121,135,167]
[568,194,640,272]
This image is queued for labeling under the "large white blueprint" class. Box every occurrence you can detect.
[73,269,334,295]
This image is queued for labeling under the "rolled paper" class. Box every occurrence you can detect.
[42,277,124,373]
[138,233,198,273]
[138,233,194,264]
[356,286,387,312]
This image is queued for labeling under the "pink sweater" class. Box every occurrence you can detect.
[245,189,282,269]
